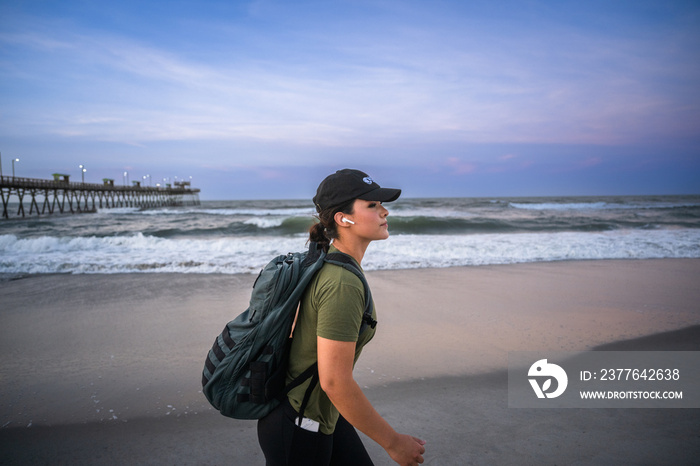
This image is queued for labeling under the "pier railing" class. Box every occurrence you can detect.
[0,175,201,219]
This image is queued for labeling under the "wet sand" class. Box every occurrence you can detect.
[1,259,699,465]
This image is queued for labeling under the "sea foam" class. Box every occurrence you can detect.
[1,228,699,275]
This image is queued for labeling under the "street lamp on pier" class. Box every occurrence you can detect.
[12,158,19,178]
[79,164,86,183]
[123,171,129,186]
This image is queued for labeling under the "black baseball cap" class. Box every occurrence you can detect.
[313,169,401,212]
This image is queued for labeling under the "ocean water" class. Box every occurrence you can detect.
[1,195,699,276]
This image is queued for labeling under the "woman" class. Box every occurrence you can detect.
[257,169,426,465]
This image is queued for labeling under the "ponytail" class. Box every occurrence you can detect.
[308,199,355,252]
[308,222,328,249]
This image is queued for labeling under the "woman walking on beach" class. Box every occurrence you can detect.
[257,169,426,465]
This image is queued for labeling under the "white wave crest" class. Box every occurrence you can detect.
[362,229,700,269]
[1,229,699,275]
[243,217,287,229]
[0,234,307,274]
[510,202,609,211]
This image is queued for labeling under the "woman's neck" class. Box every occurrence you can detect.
[332,238,368,265]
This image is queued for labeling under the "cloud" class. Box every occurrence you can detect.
[445,157,477,174]
[0,31,73,51]
[4,6,698,152]
[1,0,698,191]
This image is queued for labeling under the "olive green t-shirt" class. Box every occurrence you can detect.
[286,246,377,434]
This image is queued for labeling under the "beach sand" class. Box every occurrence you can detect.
[1,259,699,465]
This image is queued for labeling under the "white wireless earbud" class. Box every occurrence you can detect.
[342,218,355,224]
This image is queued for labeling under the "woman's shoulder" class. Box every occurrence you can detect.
[315,260,364,291]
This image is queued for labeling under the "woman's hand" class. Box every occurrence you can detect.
[386,433,426,465]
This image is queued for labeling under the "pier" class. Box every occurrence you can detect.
[0,174,201,219]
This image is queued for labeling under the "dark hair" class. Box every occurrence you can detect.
[308,199,355,252]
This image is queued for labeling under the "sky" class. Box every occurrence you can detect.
[1,0,699,200]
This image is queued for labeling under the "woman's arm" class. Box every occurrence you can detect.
[317,336,426,465]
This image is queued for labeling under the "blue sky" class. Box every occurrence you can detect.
[1,0,698,199]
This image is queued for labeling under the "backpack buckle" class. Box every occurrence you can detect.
[364,315,378,329]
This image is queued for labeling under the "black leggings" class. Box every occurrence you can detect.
[257,400,374,466]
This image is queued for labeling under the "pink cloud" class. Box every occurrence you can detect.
[445,157,477,174]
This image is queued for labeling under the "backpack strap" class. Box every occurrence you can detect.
[284,250,376,425]
[324,252,377,332]
[296,369,320,426]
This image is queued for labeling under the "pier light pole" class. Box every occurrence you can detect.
[123,171,129,186]
[0,151,3,179]
[12,158,19,178]
[79,164,86,183]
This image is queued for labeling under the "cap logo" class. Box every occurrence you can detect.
[362,176,374,185]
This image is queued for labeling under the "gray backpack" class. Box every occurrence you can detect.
[202,242,375,420]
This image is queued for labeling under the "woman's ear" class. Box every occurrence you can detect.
[334,211,350,227]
